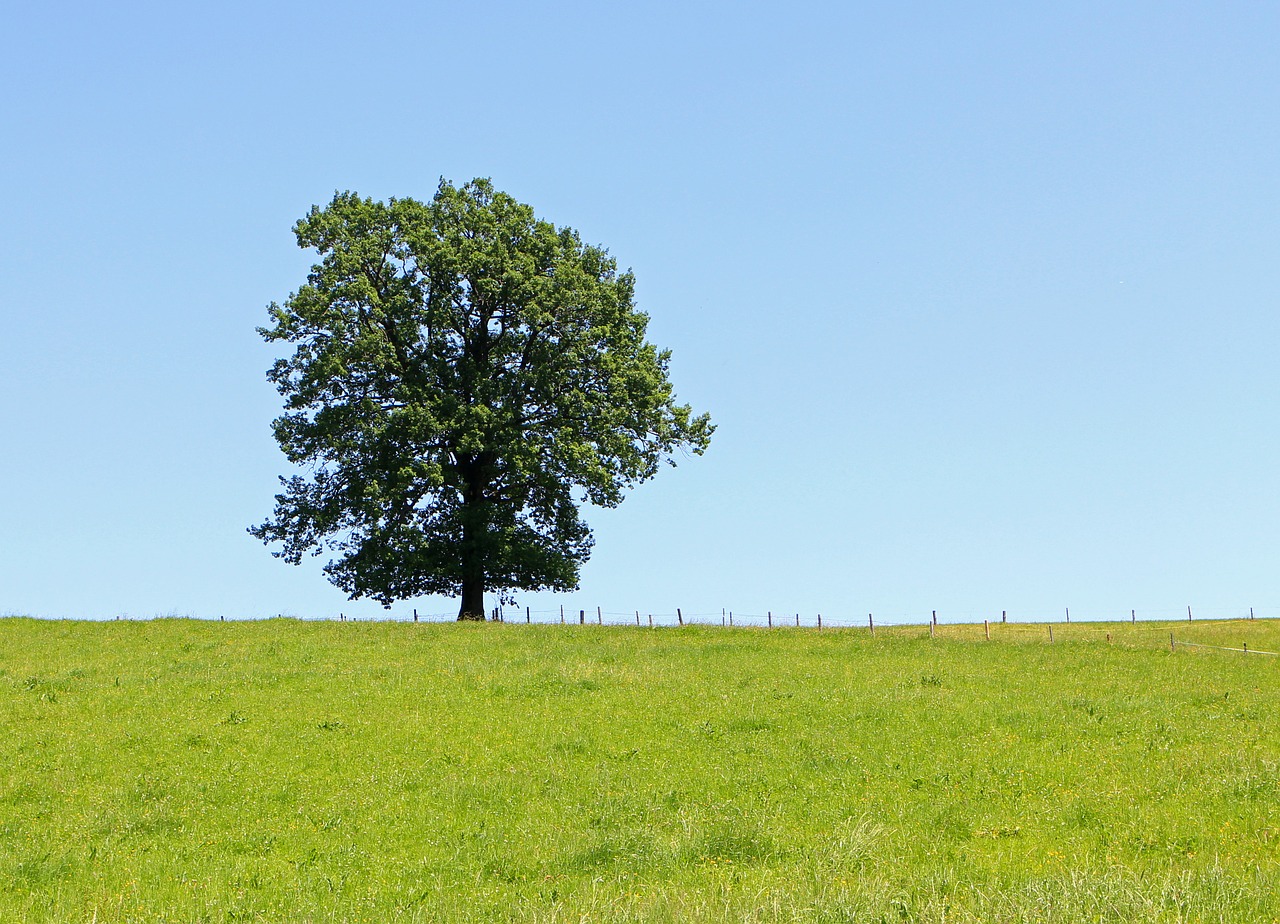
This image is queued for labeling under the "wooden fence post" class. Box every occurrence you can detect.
[818,614,822,631]
[984,619,990,641]
[1001,610,1006,623]
[932,610,937,628]
[795,613,800,627]
[636,610,640,626]
[648,613,653,628]
[1250,607,1255,620]
[1065,607,1070,624]
[722,608,726,627]
[1188,606,1193,622]
[413,608,418,623]
[560,605,564,624]
[868,613,874,635]
[678,608,683,626]
[597,606,602,625]
[1131,609,1135,625]
[579,609,585,625]
[767,611,772,628]
[1170,633,1175,652]
[929,618,934,638]
[729,611,734,626]
[526,607,531,624]
[1049,625,1054,643]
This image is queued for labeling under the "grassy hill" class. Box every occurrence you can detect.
[2,617,1278,923]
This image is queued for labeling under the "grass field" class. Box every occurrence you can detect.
[2,617,1279,923]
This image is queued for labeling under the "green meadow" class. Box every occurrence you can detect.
[2,617,1278,923]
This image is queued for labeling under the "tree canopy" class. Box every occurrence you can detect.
[251,179,713,619]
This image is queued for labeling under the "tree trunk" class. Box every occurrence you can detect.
[457,452,490,621]
[458,575,485,621]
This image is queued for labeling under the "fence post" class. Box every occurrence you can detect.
[648,613,653,628]
[1002,610,1006,624]
[1131,609,1135,625]
[678,608,683,626]
[597,606,602,625]
[722,608,726,627]
[729,611,734,627]
[1244,642,1249,654]
[868,613,874,635]
[526,607,531,624]
[1251,607,1255,620]
[579,610,585,625]
[1049,625,1054,642]
[984,619,990,641]
[560,605,564,624]
[1065,607,1070,624]
[818,614,822,631]
[636,610,640,626]
[768,611,772,628]
[1188,606,1193,622]
[1170,633,1175,652]
[413,608,418,623]
[929,618,934,638]
[932,610,937,628]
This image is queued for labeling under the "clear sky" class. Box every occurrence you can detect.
[3,1,1278,624]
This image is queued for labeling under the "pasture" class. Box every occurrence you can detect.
[2,617,1278,922]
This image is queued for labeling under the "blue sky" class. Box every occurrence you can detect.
[3,1,1278,624]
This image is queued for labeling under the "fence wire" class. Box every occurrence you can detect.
[309,605,1280,638]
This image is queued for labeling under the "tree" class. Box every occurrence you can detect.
[251,178,713,620]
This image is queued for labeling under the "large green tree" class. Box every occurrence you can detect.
[251,179,713,620]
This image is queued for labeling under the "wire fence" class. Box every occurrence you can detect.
[75,605,1280,655]
[316,603,1280,633]
[292,604,1280,658]
[1166,638,1279,656]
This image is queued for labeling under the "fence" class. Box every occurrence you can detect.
[327,603,1279,632]
[83,606,1279,654]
